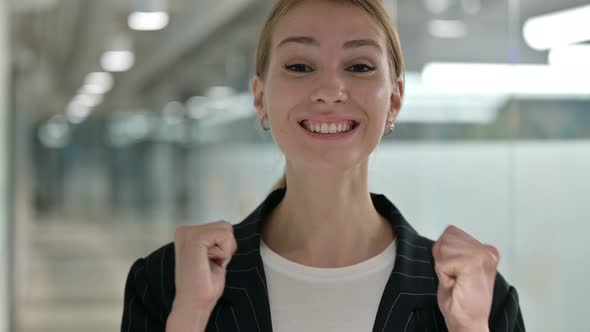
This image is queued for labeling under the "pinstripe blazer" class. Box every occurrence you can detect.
[121,188,525,331]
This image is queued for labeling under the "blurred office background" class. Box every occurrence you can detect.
[1,0,589,331]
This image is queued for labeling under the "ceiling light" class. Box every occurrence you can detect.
[523,4,590,50]
[548,44,590,69]
[428,19,467,39]
[186,96,209,120]
[423,0,451,14]
[422,62,590,96]
[79,83,109,95]
[73,93,103,108]
[66,101,92,124]
[101,50,135,72]
[397,73,502,124]
[128,11,169,31]
[84,72,114,93]
[205,86,234,99]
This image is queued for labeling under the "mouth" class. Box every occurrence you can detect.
[298,119,360,135]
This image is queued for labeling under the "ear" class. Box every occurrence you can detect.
[252,75,265,118]
[388,78,404,122]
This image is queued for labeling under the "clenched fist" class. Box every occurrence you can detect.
[433,225,500,332]
[170,220,238,321]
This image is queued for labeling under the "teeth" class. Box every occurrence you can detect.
[302,121,355,134]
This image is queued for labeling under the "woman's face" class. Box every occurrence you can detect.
[253,0,402,172]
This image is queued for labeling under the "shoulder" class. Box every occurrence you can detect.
[123,242,176,323]
[489,271,524,329]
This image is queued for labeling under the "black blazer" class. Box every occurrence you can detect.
[121,188,525,331]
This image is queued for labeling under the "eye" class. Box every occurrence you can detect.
[348,64,375,73]
[284,64,314,73]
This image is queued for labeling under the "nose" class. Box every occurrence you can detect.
[310,72,348,104]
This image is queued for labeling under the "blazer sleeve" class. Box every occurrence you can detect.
[121,243,176,332]
[488,272,526,332]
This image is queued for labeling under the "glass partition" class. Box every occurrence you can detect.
[9,0,590,331]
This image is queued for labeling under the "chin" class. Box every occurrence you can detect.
[293,151,368,174]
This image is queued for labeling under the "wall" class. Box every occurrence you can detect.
[0,0,11,330]
[189,141,590,332]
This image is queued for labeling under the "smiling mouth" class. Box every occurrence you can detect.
[298,120,359,134]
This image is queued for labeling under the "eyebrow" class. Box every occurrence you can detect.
[277,36,383,54]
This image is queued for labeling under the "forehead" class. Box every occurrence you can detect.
[272,0,386,47]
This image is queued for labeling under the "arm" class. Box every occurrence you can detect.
[488,274,525,332]
[121,241,221,332]
[166,304,212,332]
[121,258,167,331]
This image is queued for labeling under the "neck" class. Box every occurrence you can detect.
[262,161,394,268]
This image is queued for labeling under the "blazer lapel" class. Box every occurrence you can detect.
[370,193,444,332]
[212,188,444,332]
[212,189,281,332]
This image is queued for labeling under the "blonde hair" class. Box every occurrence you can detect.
[256,0,405,191]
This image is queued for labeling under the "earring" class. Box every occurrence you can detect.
[259,115,270,131]
[383,120,395,136]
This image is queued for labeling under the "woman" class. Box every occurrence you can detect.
[121,0,525,331]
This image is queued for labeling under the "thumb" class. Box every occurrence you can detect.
[434,264,456,290]
[485,244,500,266]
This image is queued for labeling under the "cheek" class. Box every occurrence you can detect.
[265,77,308,117]
[352,81,391,117]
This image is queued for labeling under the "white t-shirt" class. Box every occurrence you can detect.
[260,239,396,332]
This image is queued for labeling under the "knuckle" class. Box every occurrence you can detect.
[209,220,233,233]
[221,221,233,231]
[441,226,454,238]
[439,242,450,254]
[434,262,444,275]
[450,225,465,236]
[488,244,500,259]
[470,254,484,268]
